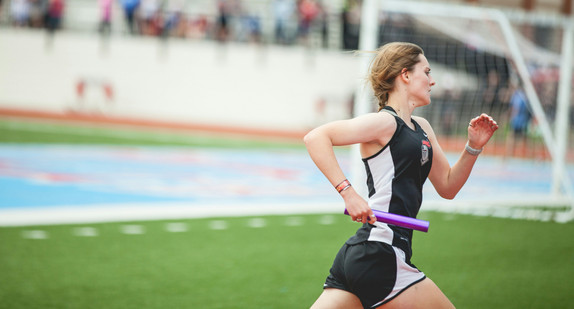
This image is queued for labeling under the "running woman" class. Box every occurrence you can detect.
[304,42,498,309]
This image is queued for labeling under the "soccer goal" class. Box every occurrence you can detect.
[350,0,574,222]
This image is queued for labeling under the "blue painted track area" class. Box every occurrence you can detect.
[0,145,338,208]
[0,144,572,225]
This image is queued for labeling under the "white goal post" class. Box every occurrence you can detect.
[351,0,574,220]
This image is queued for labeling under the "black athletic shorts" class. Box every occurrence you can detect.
[323,241,426,308]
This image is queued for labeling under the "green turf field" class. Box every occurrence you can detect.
[1,212,573,308]
[1,117,573,308]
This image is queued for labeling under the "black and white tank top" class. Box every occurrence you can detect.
[346,106,433,261]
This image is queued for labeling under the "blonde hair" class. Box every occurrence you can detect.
[368,42,424,111]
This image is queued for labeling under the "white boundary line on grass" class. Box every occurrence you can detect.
[0,202,342,227]
[2,195,572,227]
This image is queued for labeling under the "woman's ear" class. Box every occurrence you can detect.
[399,68,409,83]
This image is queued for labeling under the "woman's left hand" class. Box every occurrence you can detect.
[468,113,499,149]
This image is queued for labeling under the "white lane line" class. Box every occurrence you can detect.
[165,222,188,233]
[209,220,228,230]
[318,215,335,225]
[14,214,347,240]
[121,225,145,235]
[22,230,48,239]
[285,216,304,226]
[73,227,99,237]
[247,218,266,228]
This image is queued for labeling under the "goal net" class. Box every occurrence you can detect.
[351,0,574,222]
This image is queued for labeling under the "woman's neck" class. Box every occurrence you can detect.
[386,102,414,120]
[386,95,417,130]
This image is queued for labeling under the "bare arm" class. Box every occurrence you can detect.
[418,114,498,199]
[303,112,396,224]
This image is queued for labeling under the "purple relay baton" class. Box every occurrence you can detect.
[344,209,429,232]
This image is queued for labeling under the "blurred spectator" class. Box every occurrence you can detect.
[438,73,458,135]
[341,0,360,50]
[214,0,231,42]
[45,0,63,33]
[509,87,531,136]
[272,0,295,45]
[139,0,160,36]
[29,0,47,28]
[297,0,319,45]
[481,69,505,117]
[185,15,208,40]
[10,0,30,27]
[243,13,261,44]
[161,0,185,38]
[533,68,559,121]
[120,0,139,34]
[98,0,112,35]
[227,1,262,44]
[505,81,532,157]
[316,0,329,48]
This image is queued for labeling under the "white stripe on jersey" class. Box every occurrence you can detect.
[365,146,396,244]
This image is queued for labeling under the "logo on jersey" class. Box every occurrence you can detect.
[421,140,431,166]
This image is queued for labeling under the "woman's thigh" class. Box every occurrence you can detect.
[310,288,363,309]
[379,278,455,309]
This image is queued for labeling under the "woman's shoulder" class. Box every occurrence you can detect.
[412,115,431,128]
[349,112,397,143]
[358,112,398,156]
[366,111,397,129]
[355,110,396,123]
[412,115,438,138]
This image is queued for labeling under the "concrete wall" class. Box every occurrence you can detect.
[0,29,362,132]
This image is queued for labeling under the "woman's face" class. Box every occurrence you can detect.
[408,54,435,107]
